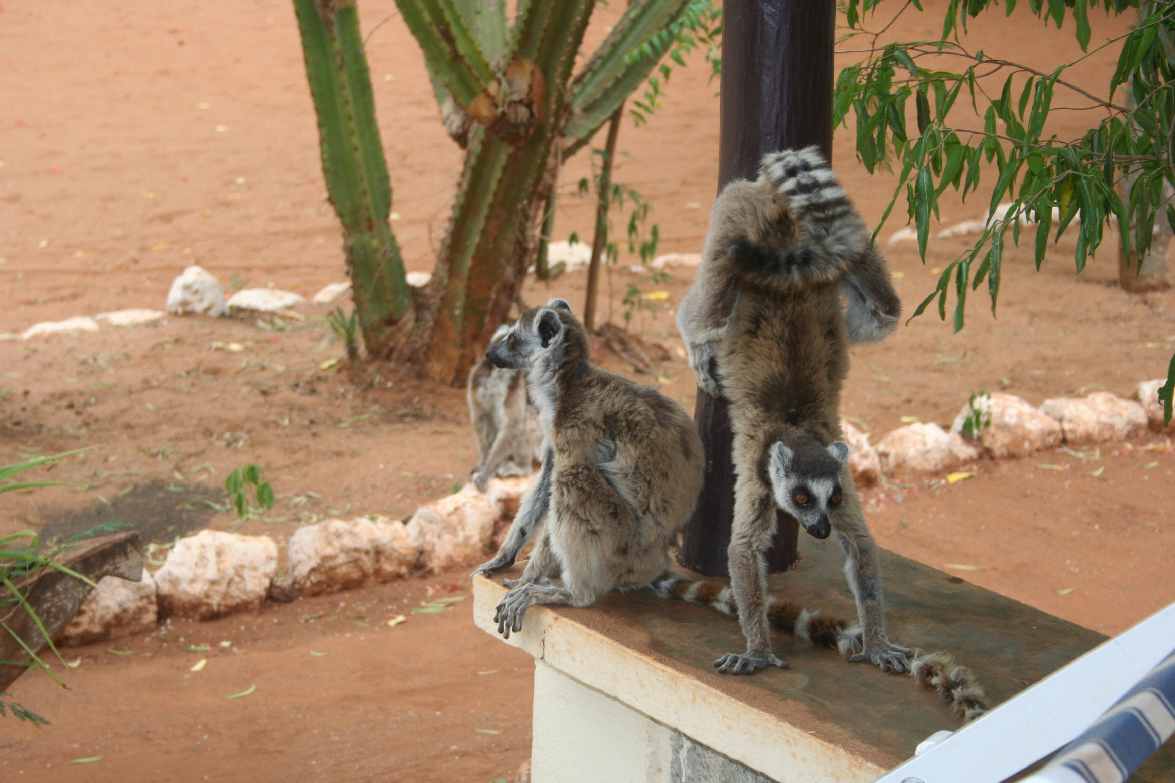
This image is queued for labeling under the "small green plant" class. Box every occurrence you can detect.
[326,307,360,361]
[224,465,275,521]
[961,391,993,440]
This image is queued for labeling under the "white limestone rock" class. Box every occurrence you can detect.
[650,253,703,270]
[312,281,351,304]
[1136,379,1173,432]
[165,265,227,316]
[407,483,500,572]
[1039,392,1148,445]
[59,569,158,646]
[876,422,980,474]
[287,517,418,596]
[840,420,881,485]
[406,271,432,287]
[544,241,592,271]
[487,476,533,520]
[227,288,304,312]
[950,392,1062,458]
[95,308,166,327]
[936,219,987,240]
[886,226,917,247]
[154,530,277,619]
[22,316,100,340]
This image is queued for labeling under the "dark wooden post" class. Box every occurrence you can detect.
[678,0,836,576]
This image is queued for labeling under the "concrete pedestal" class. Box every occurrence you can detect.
[473,538,1174,782]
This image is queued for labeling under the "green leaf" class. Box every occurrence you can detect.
[1159,352,1175,426]
[953,260,970,332]
[1034,199,1052,270]
[1017,75,1035,118]
[226,684,257,700]
[916,90,931,134]
[988,226,1004,314]
[988,156,1022,219]
[257,483,275,510]
[915,166,933,261]
[1073,0,1090,50]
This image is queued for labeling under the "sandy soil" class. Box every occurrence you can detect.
[1,1,1173,781]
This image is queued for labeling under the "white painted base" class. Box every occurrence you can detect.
[531,662,773,783]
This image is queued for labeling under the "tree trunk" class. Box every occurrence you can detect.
[678,0,836,577]
[1117,174,1172,293]
[584,104,625,332]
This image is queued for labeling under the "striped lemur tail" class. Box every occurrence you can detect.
[732,146,872,291]
[650,574,989,723]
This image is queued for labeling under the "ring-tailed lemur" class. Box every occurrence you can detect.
[473,298,705,638]
[467,325,544,492]
[676,146,909,677]
[650,574,988,722]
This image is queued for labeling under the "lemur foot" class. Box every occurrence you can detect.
[713,651,790,676]
[493,584,537,639]
[842,632,912,673]
[472,551,515,579]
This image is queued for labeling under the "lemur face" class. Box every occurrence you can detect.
[485,298,573,371]
[767,440,849,540]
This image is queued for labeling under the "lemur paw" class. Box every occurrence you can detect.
[848,639,912,674]
[472,469,491,493]
[713,651,790,675]
[689,342,723,397]
[472,552,515,579]
[493,585,536,639]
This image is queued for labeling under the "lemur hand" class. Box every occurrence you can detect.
[472,467,491,493]
[689,341,722,397]
[472,551,515,579]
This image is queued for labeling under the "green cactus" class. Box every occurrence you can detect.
[295,0,695,381]
[292,0,409,356]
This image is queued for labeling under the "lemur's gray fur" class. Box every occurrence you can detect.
[473,299,704,638]
[676,146,909,676]
[467,324,544,492]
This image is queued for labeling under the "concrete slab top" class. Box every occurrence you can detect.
[472,537,1174,781]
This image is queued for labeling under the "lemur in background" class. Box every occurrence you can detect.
[676,146,909,677]
[473,299,705,635]
[466,324,544,492]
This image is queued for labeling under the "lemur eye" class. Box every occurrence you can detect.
[829,487,843,508]
[792,491,810,507]
[507,333,518,348]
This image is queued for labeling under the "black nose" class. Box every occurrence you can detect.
[806,517,831,540]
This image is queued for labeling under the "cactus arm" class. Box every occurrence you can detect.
[395,0,498,122]
[562,0,692,155]
[424,1,509,146]
[293,0,409,349]
[453,0,508,63]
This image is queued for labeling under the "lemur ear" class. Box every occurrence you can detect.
[536,308,563,348]
[546,297,572,313]
[827,441,849,465]
[768,442,794,476]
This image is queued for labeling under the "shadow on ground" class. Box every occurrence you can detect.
[37,480,224,546]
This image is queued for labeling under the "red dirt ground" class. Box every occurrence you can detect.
[1,1,1172,781]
